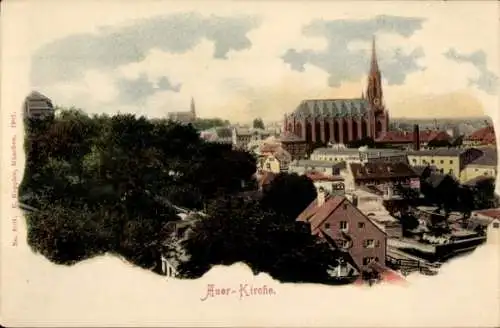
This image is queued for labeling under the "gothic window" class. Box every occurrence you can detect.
[306,121,312,143]
[361,120,368,138]
[342,120,349,142]
[315,122,321,142]
[352,121,359,140]
[325,121,331,142]
[333,120,340,142]
[295,122,303,138]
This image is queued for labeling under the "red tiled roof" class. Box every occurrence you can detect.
[305,171,344,182]
[375,130,451,143]
[466,126,496,144]
[297,196,345,231]
[260,143,281,154]
[474,208,500,220]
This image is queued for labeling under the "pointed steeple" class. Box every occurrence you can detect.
[366,35,383,111]
[370,36,379,74]
[190,97,196,118]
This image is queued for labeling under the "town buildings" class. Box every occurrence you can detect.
[283,38,389,147]
[260,148,292,174]
[310,145,408,164]
[168,97,197,124]
[459,147,497,183]
[349,162,419,189]
[24,91,55,120]
[464,124,496,146]
[297,191,387,271]
[406,148,484,181]
[375,129,452,149]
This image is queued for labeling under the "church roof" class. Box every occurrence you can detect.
[293,98,370,118]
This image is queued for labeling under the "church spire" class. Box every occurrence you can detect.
[370,36,379,74]
[366,35,383,111]
[190,97,196,118]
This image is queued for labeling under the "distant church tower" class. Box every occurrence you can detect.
[190,97,197,120]
[366,36,389,138]
[366,36,384,112]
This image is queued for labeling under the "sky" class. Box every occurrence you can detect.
[5,1,500,123]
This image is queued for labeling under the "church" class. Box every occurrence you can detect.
[283,38,390,146]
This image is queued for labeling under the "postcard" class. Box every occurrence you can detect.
[1,0,499,327]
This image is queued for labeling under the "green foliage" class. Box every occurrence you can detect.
[252,118,265,129]
[21,108,256,272]
[178,195,339,283]
[261,172,317,220]
[191,118,230,131]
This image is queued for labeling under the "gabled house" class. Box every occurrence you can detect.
[297,190,387,271]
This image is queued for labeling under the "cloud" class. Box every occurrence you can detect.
[116,74,181,105]
[282,15,426,87]
[443,48,499,95]
[30,12,261,87]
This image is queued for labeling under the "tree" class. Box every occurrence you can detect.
[252,118,265,129]
[261,172,317,220]
[427,139,451,148]
[21,108,258,273]
[191,118,230,131]
[178,195,340,283]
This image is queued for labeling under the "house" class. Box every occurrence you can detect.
[375,129,452,149]
[460,147,497,183]
[464,125,496,146]
[199,127,233,145]
[297,191,387,271]
[160,211,199,278]
[469,208,500,245]
[305,171,345,195]
[310,146,408,165]
[279,132,308,160]
[407,148,483,180]
[351,189,403,239]
[349,162,419,189]
[289,159,347,176]
[24,91,55,120]
[232,127,278,149]
[261,148,292,174]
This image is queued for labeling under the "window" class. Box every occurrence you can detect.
[484,172,488,176]
[475,168,479,172]
[449,160,453,164]
[363,257,375,265]
[266,163,271,170]
[343,204,348,210]
[375,240,380,247]
[363,239,375,248]
[431,160,435,164]
[358,222,365,228]
[493,222,499,229]
[440,160,444,164]
[412,159,417,163]
[340,221,348,230]
[325,223,331,229]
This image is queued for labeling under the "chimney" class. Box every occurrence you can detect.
[413,124,420,151]
[351,195,358,207]
[317,187,326,207]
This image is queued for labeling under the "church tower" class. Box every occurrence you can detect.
[366,36,384,112]
[190,97,196,120]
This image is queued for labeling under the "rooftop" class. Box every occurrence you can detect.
[406,148,469,157]
[313,147,404,155]
[468,147,497,166]
[293,98,369,118]
[375,130,451,143]
[291,159,347,169]
[350,162,418,180]
[305,171,344,182]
